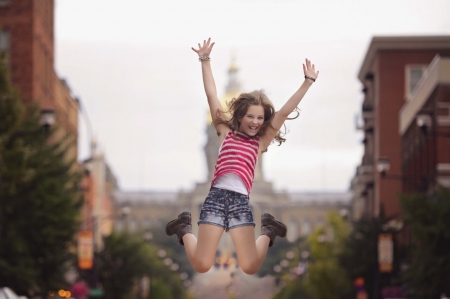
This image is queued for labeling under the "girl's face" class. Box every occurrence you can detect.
[238,105,265,136]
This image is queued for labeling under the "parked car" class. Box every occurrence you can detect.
[0,287,27,299]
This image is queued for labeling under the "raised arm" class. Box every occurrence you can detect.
[260,59,319,150]
[192,38,229,136]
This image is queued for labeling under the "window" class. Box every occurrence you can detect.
[0,30,9,51]
[287,218,298,242]
[405,65,427,98]
[301,219,311,236]
[0,0,10,7]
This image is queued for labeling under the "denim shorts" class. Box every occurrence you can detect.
[197,187,256,231]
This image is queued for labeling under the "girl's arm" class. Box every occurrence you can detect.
[260,59,319,150]
[192,38,229,136]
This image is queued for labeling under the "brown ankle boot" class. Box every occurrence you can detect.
[261,213,287,247]
[165,212,192,245]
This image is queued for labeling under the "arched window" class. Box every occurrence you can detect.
[316,216,326,227]
[287,218,299,242]
[301,218,311,236]
[115,219,124,232]
[129,217,138,232]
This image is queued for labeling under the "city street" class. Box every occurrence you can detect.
[190,267,276,299]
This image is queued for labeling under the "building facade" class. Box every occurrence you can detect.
[399,55,450,193]
[0,0,78,163]
[81,140,119,251]
[351,36,450,221]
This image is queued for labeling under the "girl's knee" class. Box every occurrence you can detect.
[239,259,260,275]
[192,258,213,273]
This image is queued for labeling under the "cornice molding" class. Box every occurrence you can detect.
[358,36,450,82]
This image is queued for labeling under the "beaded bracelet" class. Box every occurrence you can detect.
[199,56,210,61]
[305,75,316,82]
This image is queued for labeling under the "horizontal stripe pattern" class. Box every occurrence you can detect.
[211,131,260,196]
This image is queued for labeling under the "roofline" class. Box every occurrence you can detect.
[358,35,450,82]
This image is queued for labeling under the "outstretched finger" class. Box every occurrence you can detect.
[312,64,315,71]
[210,42,215,50]
[198,43,201,49]
[191,47,199,53]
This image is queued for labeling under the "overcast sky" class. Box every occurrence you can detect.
[54,0,450,193]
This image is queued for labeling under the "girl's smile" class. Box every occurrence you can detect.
[239,105,265,136]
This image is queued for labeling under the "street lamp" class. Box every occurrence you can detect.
[157,249,166,258]
[416,113,450,138]
[376,156,429,192]
[376,157,391,178]
[40,109,56,129]
[143,230,153,242]
[6,109,56,149]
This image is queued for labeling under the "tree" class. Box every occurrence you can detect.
[272,280,314,299]
[305,211,351,299]
[146,219,195,281]
[400,188,450,298]
[0,52,82,297]
[97,232,186,299]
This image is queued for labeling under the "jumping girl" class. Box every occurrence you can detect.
[166,38,319,275]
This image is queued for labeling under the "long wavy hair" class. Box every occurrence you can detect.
[213,90,299,148]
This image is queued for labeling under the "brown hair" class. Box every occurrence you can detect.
[213,90,299,149]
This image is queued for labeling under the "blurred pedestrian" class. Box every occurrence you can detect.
[70,280,89,299]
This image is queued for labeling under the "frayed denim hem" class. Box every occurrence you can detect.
[197,221,226,230]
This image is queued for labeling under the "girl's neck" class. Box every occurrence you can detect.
[234,129,258,139]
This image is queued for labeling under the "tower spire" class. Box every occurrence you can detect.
[225,50,241,94]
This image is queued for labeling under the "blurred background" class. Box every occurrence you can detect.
[0,0,449,299]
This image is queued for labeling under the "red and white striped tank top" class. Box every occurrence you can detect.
[211,130,260,195]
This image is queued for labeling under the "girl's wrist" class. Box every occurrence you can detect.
[199,56,210,62]
[303,78,314,87]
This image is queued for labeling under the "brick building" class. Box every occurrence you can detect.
[351,36,450,221]
[399,55,450,193]
[0,0,78,163]
[1,1,123,278]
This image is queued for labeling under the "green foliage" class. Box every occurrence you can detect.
[339,217,378,299]
[146,220,195,280]
[272,279,314,299]
[150,279,173,299]
[272,212,351,299]
[97,232,186,299]
[0,53,23,137]
[258,237,304,277]
[400,188,450,298]
[306,211,351,299]
[0,52,82,297]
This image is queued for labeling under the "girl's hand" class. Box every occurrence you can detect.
[303,58,319,82]
[192,38,215,57]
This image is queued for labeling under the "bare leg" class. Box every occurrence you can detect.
[183,224,224,273]
[228,226,270,275]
